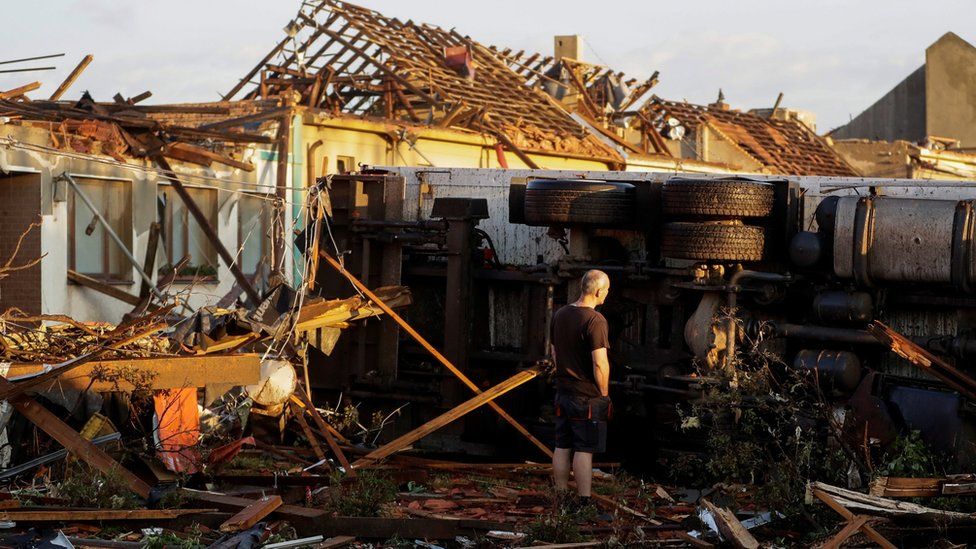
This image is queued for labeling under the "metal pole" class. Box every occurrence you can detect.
[61,173,168,303]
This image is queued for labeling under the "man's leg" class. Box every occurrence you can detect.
[572,450,593,497]
[553,447,572,490]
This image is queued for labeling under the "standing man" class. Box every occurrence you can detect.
[550,270,612,506]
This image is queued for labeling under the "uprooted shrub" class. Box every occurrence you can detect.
[674,315,851,518]
[321,470,397,517]
[55,462,140,509]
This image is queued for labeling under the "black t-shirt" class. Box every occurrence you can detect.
[550,305,609,397]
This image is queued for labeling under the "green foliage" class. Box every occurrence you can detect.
[56,463,140,509]
[877,430,942,477]
[158,488,188,509]
[322,470,397,517]
[675,326,852,517]
[524,509,584,545]
[224,453,278,473]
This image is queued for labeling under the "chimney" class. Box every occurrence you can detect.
[554,35,582,62]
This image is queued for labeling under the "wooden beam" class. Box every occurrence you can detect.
[321,252,551,458]
[199,107,289,132]
[811,487,897,549]
[152,155,261,303]
[67,269,140,306]
[219,495,283,532]
[167,143,255,172]
[180,489,326,522]
[0,82,41,100]
[869,321,976,399]
[437,101,467,129]
[138,222,160,301]
[298,13,439,106]
[479,114,541,170]
[49,54,93,101]
[701,500,759,549]
[5,354,261,392]
[291,401,327,462]
[354,368,540,466]
[0,508,214,522]
[296,390,354,475]
[1,382,152,498]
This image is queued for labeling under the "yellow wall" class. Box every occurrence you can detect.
[300,113,736,180]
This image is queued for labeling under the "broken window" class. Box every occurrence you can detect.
[237,193,272,276]
[158,185,218,280]
[68,177,133,282]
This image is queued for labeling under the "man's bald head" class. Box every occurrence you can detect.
[580,270,610,304]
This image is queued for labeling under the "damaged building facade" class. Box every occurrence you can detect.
[5,0,976,546]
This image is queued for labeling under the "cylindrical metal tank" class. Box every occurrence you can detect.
[813,291,873,324]
[793,350,862,393]
[832,196,974,287]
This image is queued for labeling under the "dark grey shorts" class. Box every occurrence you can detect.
[554,392,611,453]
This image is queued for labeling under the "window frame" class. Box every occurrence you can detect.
[157,183,220,283]
[236,191,274,277]
[67,175,134,284]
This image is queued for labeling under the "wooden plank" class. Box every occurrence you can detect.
[811,487,897,549]
[138,222,160,300]
[49,55,93,100]
[6,354,261,392]
[67,269,140,306]
[312,536,355,549]
[153,155,260,303]
[0,82,41,100]
[0,508,212,521]
[219,495,283,532]
[291,401,327,462]
[199,107,289,132]
[180,489,326,522]
[354,368,539,466]
[823,515,869,549]
[701,500,758,549]
[294,516,508,539]
[528,543,602,549]
[167,143,255,172]
[2,384,152,498]
[869,321,976,399]
[869,476,941,498]
[296,390,354,475]
[321,252,551,458]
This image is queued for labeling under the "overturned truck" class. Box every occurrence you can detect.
[310,168,976,469]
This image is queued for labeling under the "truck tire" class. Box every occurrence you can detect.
[663,179,774,218]
[661,222,766,261]
[524,179,635,225]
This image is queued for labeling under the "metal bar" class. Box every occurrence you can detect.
[0,67,55,74]
[151,156,261,304]
[0,53,64,66]
[61,174,167,303]
[321,251,552,458]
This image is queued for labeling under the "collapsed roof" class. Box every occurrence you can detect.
[646,98,858,177]
[224,0,615,160]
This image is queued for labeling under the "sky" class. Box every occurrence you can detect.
[3,0,973,133]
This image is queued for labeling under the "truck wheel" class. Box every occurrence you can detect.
[524,179,636,225]
[661,222,766,261]
[663,179,774,218]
